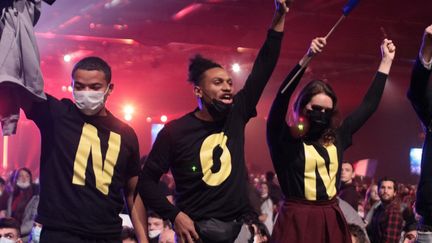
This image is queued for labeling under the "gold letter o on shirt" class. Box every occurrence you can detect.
[199,133,232,186]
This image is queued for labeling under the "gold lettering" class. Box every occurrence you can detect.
[199,132,232,186]
[72,123,121,195]
[303,143,338,200]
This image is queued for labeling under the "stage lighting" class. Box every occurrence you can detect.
[105,0,122,9]
[231,63,241,73]
[160,115,168,123]
[122,105,134,121]
[63,54,72,63]
[124,113,132,121]
[123,105,135,115]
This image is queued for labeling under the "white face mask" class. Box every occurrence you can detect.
[148,229,162,239]
[0,237,16,243]
[16,181,30,189]
[73,87,109,116]
[31,225,41,243]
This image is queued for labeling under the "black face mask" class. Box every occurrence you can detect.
[206,98,232,120]
[305,109,332,138]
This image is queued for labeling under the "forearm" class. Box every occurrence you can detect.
[269,64,304,123]
[240,29,283,112]
[299,53,312,67]
[407,58,432,125]
[408,58,431,101]
[420,37,432,64]
[409,25,432,108]
[270,12,286,32]
[0,83,36,116]
[341,72,387,136]
[138,169,180,222]
[377,57,393,75]
[267,64,304,142]
[126,181,148,243]
[361,72,388,112]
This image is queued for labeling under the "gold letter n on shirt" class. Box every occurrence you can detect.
[303,143,338,200]
[72,123,121,195]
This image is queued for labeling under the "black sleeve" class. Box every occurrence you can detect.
[24,94,63,130]
[137,127,180,222]
[235,30,283,120]
[125,128,141,179]
[339,72,388,149]
[266,64,305,158]
[407,58,432,128]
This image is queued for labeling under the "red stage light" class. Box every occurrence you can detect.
[160,115,168,123]
[63,54,72,63]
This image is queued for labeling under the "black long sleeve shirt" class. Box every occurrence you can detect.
[138,29,283,222]
[267,64,388,201]
[407,57,432,224]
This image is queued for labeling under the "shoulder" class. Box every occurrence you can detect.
[106,113,138,138]
[41,95,77,117]
[161,112,196,132]
[387,202,403,214]
[42,93,73,107]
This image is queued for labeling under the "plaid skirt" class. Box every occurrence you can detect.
[270,197,352,243]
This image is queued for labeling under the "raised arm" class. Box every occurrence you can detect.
[271,0,289,32]
[237,0,289,117]
[0,0,49,135]
[267,37,326,143]
[407,25,432,127]
[339,39,395,146]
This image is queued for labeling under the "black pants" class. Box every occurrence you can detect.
[194,218,242,243]
[40,228,121,243]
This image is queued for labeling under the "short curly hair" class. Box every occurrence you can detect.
[187,54,222,85]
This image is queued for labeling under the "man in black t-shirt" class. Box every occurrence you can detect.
[137,1,289,242]
[1,57,147,242]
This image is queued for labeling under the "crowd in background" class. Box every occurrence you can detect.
[0,162,421,243]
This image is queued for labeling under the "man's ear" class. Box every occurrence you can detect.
[107,83,114,95]
[193,85,202,98]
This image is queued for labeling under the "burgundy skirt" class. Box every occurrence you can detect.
[270,198,352,243]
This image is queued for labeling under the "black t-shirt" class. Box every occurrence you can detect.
[139,29,283,222]
[25,95,140,237]
[267,64,388,201]
[146,106,253,221]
